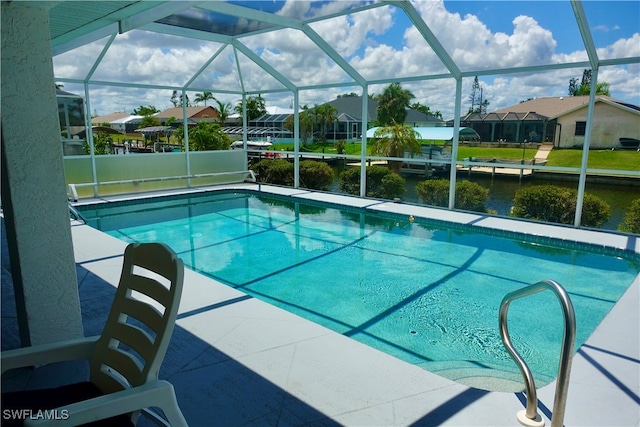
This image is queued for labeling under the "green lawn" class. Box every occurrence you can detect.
[547,148,640,171]
[449,146,639,170]
[455,147,537,162]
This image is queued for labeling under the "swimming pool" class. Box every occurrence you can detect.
[77,190,640,392]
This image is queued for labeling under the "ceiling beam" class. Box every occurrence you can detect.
[52,23,118,56]
[140,22,233,44]
[233,40,296,92]
[570,0,599,71]
[50,2,163,49]
[118,1,203,33]
[197,2,304,30]
[302,24,365,87]
[387,0,461,80]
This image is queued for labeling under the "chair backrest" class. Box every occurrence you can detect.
[89,243,184,394]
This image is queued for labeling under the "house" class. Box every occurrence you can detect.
[457,96,640,148]
[236,96,445,143]
[324,95,444,140]
[57,89,87,155]
[155,105,219,125]
[91,111,129,125]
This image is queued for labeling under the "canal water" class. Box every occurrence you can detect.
[407,174,638,231]
[330,164,639,231]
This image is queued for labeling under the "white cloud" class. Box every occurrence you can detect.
[53,0,639,120]
[311,6,395,58]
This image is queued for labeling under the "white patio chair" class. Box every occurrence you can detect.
[1,242,187,427]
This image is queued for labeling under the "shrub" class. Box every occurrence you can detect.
[511,185,610,227]
[299,160,334,191]
[251,159,293,186]
[83,132,112,155]
[415,179,449,207]
[415,179,489,213]
[339,165,406,200]
[338,166,361,196]
[456,180,490,212]
[619,198,640,234]
[380,173,406,199]
[336,140,346,154]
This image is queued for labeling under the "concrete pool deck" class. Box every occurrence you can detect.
[3,183,639,426]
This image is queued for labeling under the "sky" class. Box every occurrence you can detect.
[53,0,640,121]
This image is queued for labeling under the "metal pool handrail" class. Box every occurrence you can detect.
[499,279,577,427]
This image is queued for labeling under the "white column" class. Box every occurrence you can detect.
[1,2,83,345]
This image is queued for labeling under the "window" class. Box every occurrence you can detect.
[575,121,586,136]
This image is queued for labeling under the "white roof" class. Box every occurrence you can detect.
[111,115,143,124]
[366,127,478,140]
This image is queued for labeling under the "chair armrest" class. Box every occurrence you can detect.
[1,336,99,374]
[24,380,187,427]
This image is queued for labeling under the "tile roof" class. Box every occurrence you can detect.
[492,95,636,119]
[324,95,443,123]
[91,112,130,124]
[155,106,218,119]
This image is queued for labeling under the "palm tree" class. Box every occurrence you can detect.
[235,94,267,121]
[310,103,337,143]
[194,91,215,106]
[375,82,414,126]
[371,122,422,173]
[215,99,232,125]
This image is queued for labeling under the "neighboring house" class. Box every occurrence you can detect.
[91,112,129,126]
[232,96,445,142]
[58,89,87,156]
[324,95,444,140]
[155,106,219,125]
[457,96,640,148]
[91,112,144,134]
[109,115,143,133]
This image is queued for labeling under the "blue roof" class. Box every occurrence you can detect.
[366,127,479,141]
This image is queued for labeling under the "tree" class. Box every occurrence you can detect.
[133,105,159,116]
[375,83,414,126]
[195,91,215,106]
[468,76,489,114]
[310,103,337,143]
[83,132,112,155]
[140,115,160,128]
[235,94,267,121]
[170,91,180,107]
[284,107,314,146]
[410,102,443,120]
[215,99,232,125]
[188,121,231,151]
[568,69,611,96]
[370,122,422,173]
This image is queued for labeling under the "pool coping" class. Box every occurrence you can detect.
[71,184,640,426]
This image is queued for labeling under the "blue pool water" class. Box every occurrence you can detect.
[78,191,640,391]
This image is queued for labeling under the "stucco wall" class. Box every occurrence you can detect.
[1,2,83,344]
[556,102,640,148]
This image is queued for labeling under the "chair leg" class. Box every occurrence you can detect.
[155,381,188,427]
